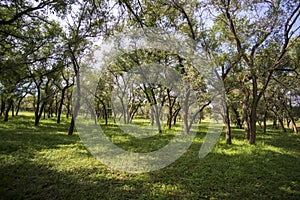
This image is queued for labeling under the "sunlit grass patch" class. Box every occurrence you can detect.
[1,113,300,199]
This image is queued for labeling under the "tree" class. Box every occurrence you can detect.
[63,0,110,135]
[210,0,300,143]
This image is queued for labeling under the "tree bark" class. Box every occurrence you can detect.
[224,104,232,144]
[0,98,5,116]
[263,110,267,134]
[182,88,191,135]
[173,107,180,126]
[272,118,278,129]
[57,87,66,124]
[4,99,13,122]
[68,116,75,135]
[283,103,298,133]
[242,87,250,140]
[11,100,14,117]
[15,97,25,116]
[278,117,286,132]
[249,98,258,144]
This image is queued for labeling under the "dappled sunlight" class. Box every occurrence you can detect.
[1,114,300,198]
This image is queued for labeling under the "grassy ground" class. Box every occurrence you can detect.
[0,112,300,199]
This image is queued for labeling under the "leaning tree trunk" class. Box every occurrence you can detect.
[283,104,298,133]
[278,117,286,132]
[173,108,180,126]
[16,97,24,116]
[35,102,46,126]
[286,115,298,133]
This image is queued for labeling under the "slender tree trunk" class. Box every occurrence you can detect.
[120,98,127,124]
[224,104,232,144]
[291,119,298,133]
[263,110,267,134]
[272,119,278,129]
[57,87,66,124]
[68,116,75,135]
[66,103,71,119]
[43,106,46,119]
[232,106,242,128]
[11,100,14,117]
[0,98,5,116]
[16,97,24,116]
[182,89,191,135]
[286,118,291,128]
[166,89,176,130]
[4,99,13,122]
[129,105,139,124]
[154,104,162,133]
[68,76,80,135]
[55,94,58,116]
[283,104,298,133]
[242,89,250,140]
[99,99,108,125]
[167,108,173,129]
[278,117,286,132]
[288,116,298,133]
[173,108,180,126]
[35,102,46,126]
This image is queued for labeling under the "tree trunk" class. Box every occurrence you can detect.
[283,104,298,133]
[182,89,191,135]
[263,110,267,134]
[99,99,108,125]
[232,106,242,129]
[286,117,291,128]
[68,76,80,135]
[150,106,155,126]
[291,120,298,133]
[249,100,258,144]
[242,88,250,140]
[43,106,46,119]
[224,104,232,144]
[167,109,172,129]
[4,99,13,122]
[0,98,5,116]
[173,108,180,126]
[68,116,75,135]
[57,87,66,124]
[16,97,24,116]
[35,102,45,126]
[154,104,162,133]
[278,117,286,132]
[55,94,58,116]
[11,100,14,117]
[272,119,278,129]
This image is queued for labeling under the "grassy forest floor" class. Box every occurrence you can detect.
[0,112,300,199]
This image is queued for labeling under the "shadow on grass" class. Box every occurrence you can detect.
[1,115,300,199]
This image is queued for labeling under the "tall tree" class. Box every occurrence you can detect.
[210,0,300,143]
[64,0,109,135]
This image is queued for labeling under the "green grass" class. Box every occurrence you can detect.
[0,113,300,199]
